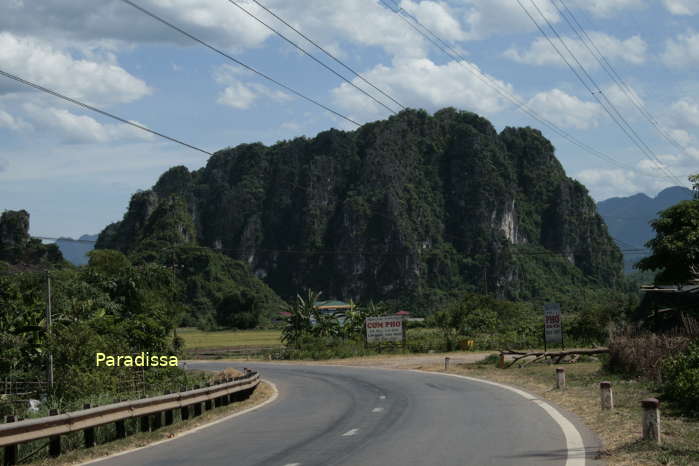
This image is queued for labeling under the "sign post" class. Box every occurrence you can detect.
[544,303,562,352]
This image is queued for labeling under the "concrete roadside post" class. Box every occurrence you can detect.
[555,368,566,390]
[641,398,661,444]
[48,409,60,457]
[600,382,614,410]
[498,353,505,369]
[83,404,96,448]
[4,415,17,466]
[444,357,450,371]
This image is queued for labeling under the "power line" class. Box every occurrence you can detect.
[555,0,691,157]
[119,0,361,128]
[249,0,406,112]
[0,68,214,156]
[377,0,665,178]
[227,0,400,114]
[518,0,683,186]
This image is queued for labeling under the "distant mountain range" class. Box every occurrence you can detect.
[597,186,693,273]
[56,234,97,266]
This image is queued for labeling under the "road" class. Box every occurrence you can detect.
[91,362,602,466]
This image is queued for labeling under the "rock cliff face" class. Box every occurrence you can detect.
[0,210,63,266]
[97,108,623,305]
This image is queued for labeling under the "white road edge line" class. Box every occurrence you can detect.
[81,380,279,465]
[342,428,359,437]
[412,370,587,466]
[283,463,301,466]
[379,395,386,399]
[371,407,383,412]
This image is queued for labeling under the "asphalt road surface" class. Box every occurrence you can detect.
[91,362,602,466]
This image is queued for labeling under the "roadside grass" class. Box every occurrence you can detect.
[420,359,699,466]
[178,328,282,349]
[24,381,275,466]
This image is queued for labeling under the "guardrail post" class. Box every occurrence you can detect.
[181,404,190,421]
[444,357,450,371]
[151,411,162,431]
[140,414,150,432]
[555,368,566,390]
[4,415,17,466]
[205,383,213,411]
[164,392,174,426]
[114,399,126,439]
[600,382,614,410]
[83,404,96,448]
[641,398,661,444]
[48,409,61,457]
[193,386,203,417]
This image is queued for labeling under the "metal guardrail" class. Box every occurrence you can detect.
[0,371,260,464]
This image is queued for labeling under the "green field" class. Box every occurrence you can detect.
[178,328,282,349]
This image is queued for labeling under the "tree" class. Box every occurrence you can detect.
[281,289,320,348]
[216,291,259,329]
[637,175,699,286]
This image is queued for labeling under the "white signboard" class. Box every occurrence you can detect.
[365,316,405,343]
[544,303,562,344]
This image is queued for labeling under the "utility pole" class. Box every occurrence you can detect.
[46,270,54,392]
[171,250,179,341]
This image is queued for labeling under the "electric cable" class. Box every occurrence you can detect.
[519,0,683,186]
[227,0,400,114]
[249,0,406,111]
[377,0,659,177]
[119,0,361,127]
[0,68,214,156]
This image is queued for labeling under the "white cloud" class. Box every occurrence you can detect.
[603,83,645,113]
[0,0,431,60]
[505,32,647,68]
[22,104,155,144]
[331,58,515,120]
[0,0,273,53]
[214,65,291,110]
[662,30,699,68]
[281,121,300,130]
[567,0,645,18]
[0,108,30,131]
[662,0,699,15]
[0,32,150,106]
[526,89,602,129]
[669,98,699,129]
[576,168,643,200]
[460,0,560,40]
[400,1,466,41]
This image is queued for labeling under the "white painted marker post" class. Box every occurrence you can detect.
[641,398,661,445]
[600,381,613,410]
[556,368,566,390]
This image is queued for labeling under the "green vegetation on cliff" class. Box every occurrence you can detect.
[0,210,64,268]
[97,108,624,313]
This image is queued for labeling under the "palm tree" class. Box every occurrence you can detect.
[281,289,320,348]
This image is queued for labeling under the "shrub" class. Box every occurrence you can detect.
[661,341,699,414]
[606,330,691,381]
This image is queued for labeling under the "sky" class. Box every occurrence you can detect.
[0,0,697,238]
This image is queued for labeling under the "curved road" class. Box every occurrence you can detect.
[91,362,602,466]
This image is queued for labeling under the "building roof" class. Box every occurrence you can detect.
[314,300,352,310]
